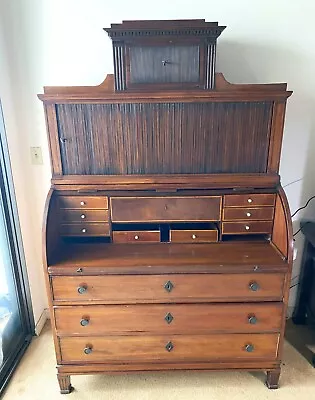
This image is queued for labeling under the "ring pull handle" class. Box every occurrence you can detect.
[84,346,93,355]
[80,318,90,327]
[77,284,87,294]
[248,315,258,325]
[245,344,254,352]
[249,282,260,292]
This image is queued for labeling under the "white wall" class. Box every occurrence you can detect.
[0,0,315,322]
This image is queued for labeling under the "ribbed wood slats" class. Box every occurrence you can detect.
[56,101,272,175]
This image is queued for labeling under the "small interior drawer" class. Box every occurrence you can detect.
[60,209,109,223]
[58,196,108,209]
[223,207,274,221]
[112,230,160,243]
[60,223,110,237]
[222,221,273,235]
[224,194,275,208]
[170,229,218,243]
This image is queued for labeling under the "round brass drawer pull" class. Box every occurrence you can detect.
[245,225,250,230]
[248,315,258,325]
[80,318,90,327]
[245,344,254,352]
[80,201,85,206]
[246,212,251,217]
[76,267,83,273]
[192,234,197,239]
[84,347,93,355]
[247,198,253,203]
[81,228,87,233]
[77,285,87,294]
[134,235,139,240]
[249,282,260,292]
[81,214,86,219]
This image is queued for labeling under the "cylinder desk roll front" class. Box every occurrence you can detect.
[38,19,293,394]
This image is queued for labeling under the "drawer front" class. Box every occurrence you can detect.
[223,207,274,221]
[112,231,160,243]
[52,273,285,303]
[60,333,279,363]
[170,229,218,243]
[111,196,221,222]
[60,210,109,223]
[60,223,110,237]
[224,194,275,208]
[222,221,273,235]
[129,45,200,85]
[55,303,283,335]
[59,196,108,209]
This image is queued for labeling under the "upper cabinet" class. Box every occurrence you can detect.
[104,19,226,91]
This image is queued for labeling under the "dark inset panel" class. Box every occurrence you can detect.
[56,101,273,175]
[128,45,200,84]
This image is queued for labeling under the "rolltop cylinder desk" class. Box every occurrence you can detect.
[39,20,293,394]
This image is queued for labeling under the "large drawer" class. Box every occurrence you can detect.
[110,196,221,222]
[51,273,285,303]
[55,303,283,335]
[59,333,279,363]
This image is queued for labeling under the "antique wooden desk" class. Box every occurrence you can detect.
[38,20,293,394]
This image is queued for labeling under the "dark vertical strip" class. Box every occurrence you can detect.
[205,42,216,89]
[113,43,126,91]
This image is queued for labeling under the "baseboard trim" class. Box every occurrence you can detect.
[34,309,50,336]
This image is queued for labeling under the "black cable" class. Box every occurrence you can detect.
[293,227,303,237]
[291,195,315,218]
[290,282,299,289]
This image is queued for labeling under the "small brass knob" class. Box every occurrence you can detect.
[134,235,139,240]
[80,318,90,327]
[248,315,258,325]
[249,282,259,292]
[77,285,87,294]
[81,228,87,233]
[84,347,93,355]
[80,201,85,206]
[76,267,83,273]
[192,234,197,239]
[81,214,86,219]
[245,225,250,230]
[245,344,254,352]
[247,198,253,203]
[246,212,251,217]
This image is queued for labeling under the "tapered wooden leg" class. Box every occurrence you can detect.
[266,368,281,389]
[57,374,73,394]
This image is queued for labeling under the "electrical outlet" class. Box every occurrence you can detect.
[30,147,43,165]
